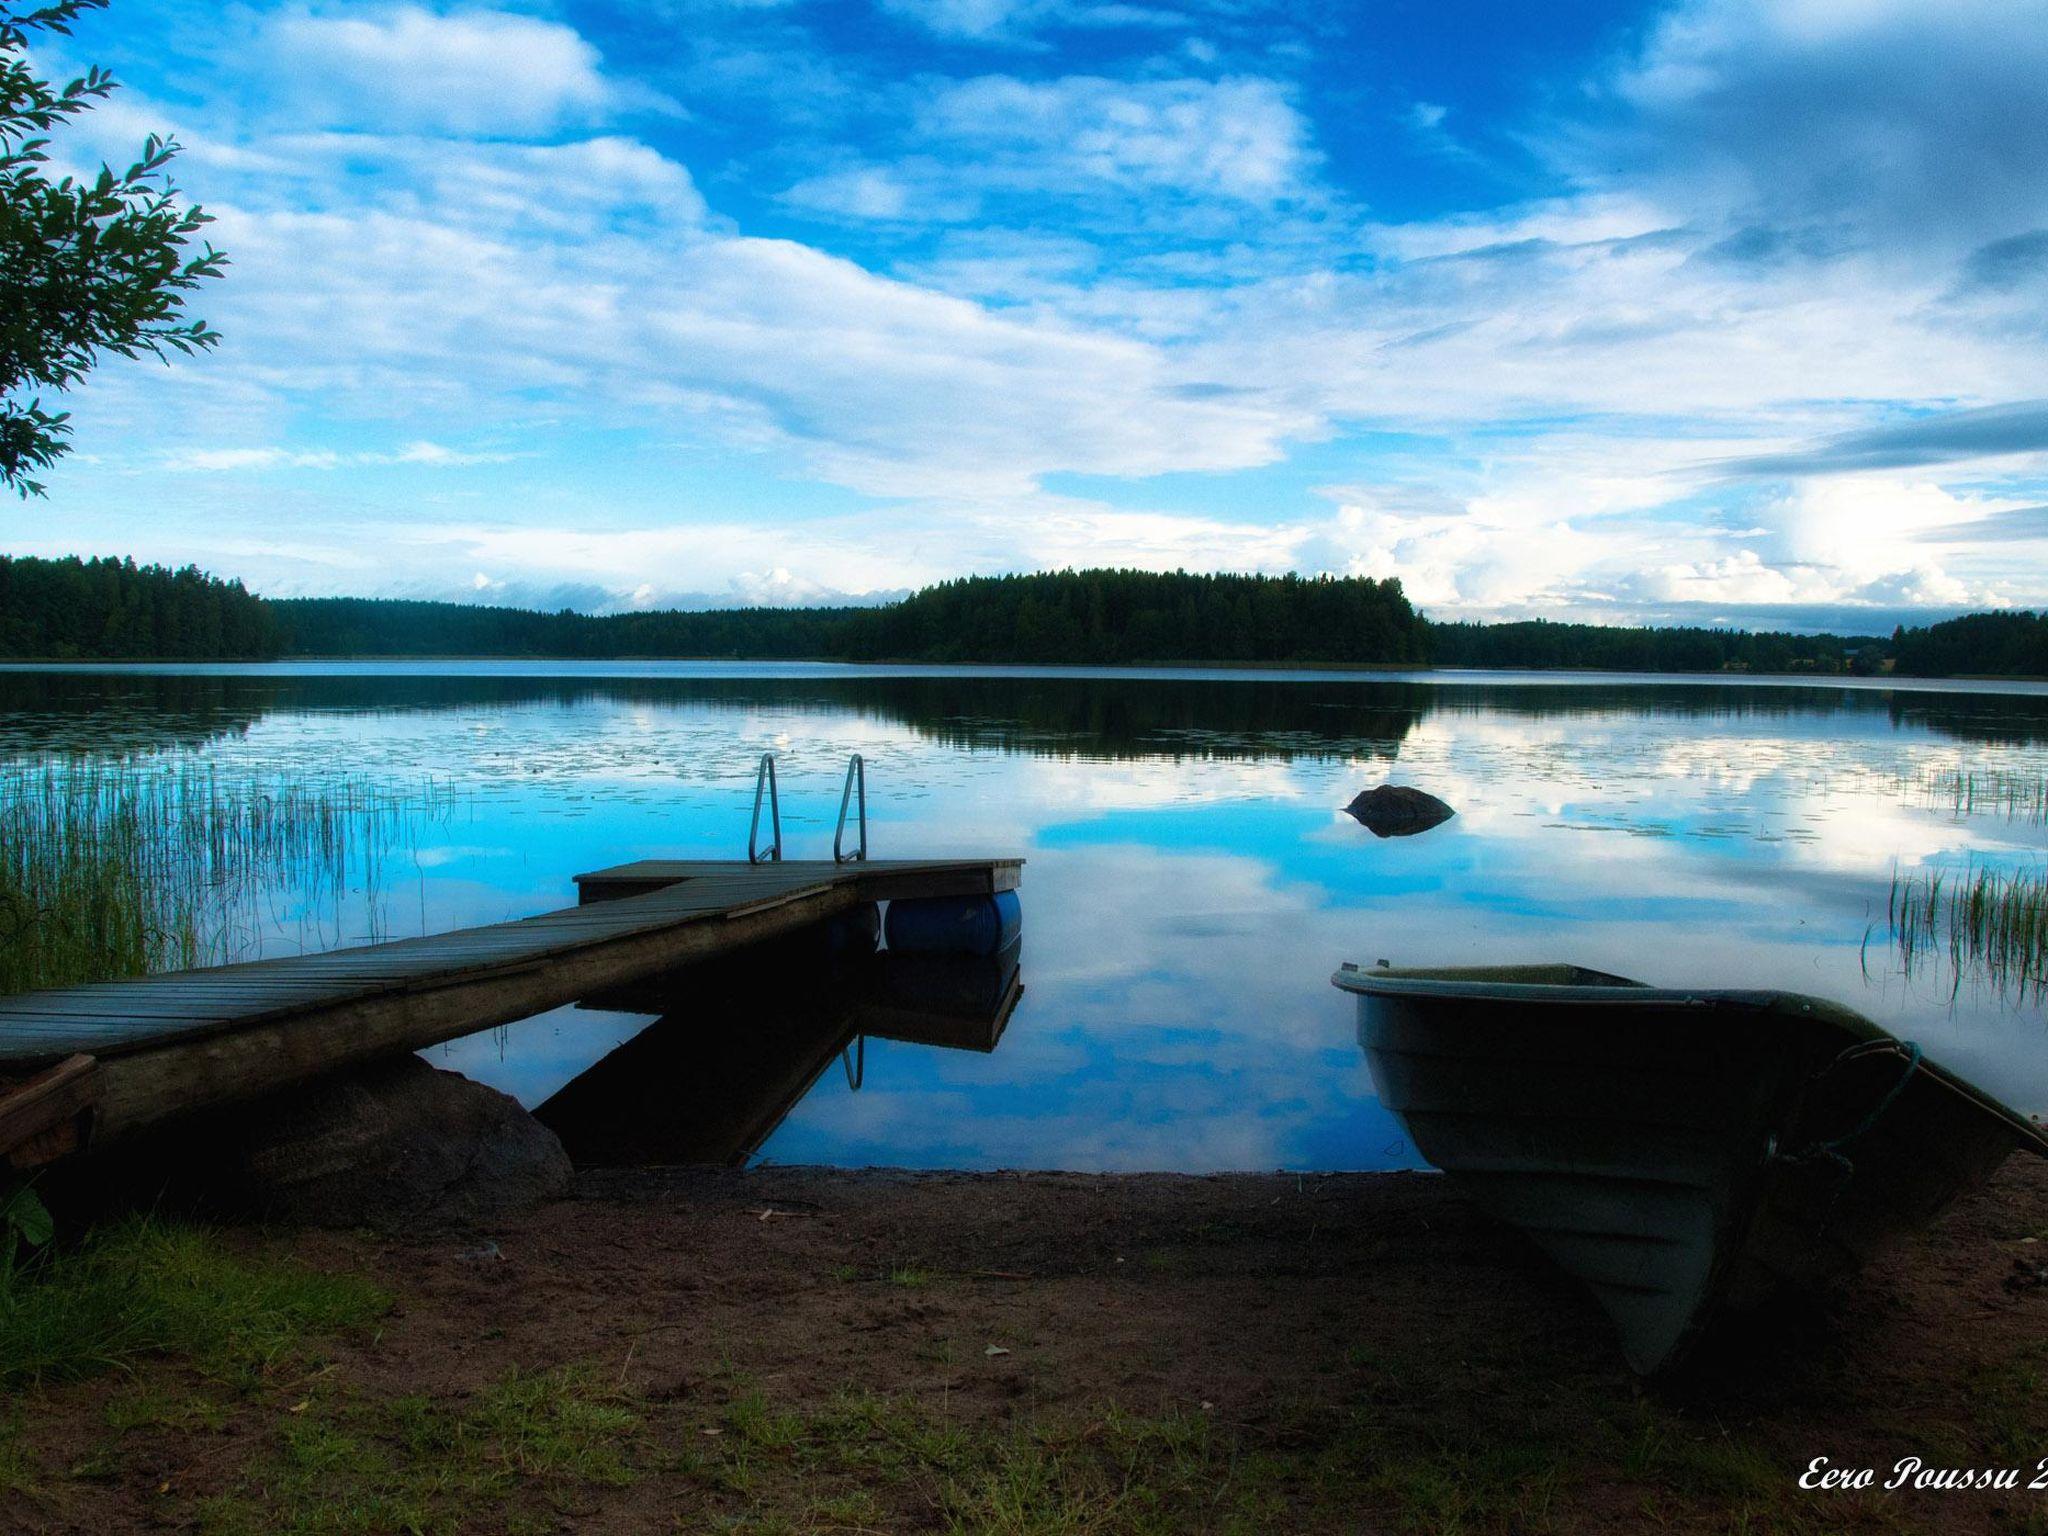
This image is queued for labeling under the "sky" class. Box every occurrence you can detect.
[12,0,2048,629]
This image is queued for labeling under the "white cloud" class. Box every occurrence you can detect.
[921,74,1311,202]
[1581,0,2048,254]
[35,0,2048,623]
[778,161,980,222]
[880,0,1190,43]
[1294,473,2016,622]
[882,0,1026,38]
[159,441,513,473]
[187,137,1308,497]
[261,6,621,136]
[780,165,915,220]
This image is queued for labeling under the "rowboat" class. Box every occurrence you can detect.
[1333,961,2048,1374]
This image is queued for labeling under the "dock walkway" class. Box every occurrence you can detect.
[0,856,1020,1165]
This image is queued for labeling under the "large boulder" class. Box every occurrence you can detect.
[224,1055,571,1227]
[1345,784,1457,839]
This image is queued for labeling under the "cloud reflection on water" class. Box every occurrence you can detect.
[4,665,2046,1170]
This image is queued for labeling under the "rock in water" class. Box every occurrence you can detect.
[1345,784,1456,839]
[225,1055,572,1227]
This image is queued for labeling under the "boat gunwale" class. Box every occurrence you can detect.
[1333,961,2048,1158]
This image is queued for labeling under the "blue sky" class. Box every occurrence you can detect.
[14,0,2048,628]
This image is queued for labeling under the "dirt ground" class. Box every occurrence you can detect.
[9,1156,2048,1534]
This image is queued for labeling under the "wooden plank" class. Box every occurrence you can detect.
[0,854,1022,1142]
[89,879,874,1143]
[576,857,1022,905]
[0,1054,100,1166]
[0,1021,154,1041]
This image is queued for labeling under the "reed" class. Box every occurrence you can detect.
[0,760,457,996]
[1888,862,2048,1000]
[1915,767,2048,825]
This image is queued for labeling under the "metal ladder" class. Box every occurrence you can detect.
[746,752,868,864]
[747,754,782,863]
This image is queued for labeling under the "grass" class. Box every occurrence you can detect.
[1886,862,2048,999]
[0,758,458,995]
[2,1341,1978,1534]
[668,1380,1881,1536]
[0,1216,1992,1536]
[0,1214,388,1391]
[191,1368,643,1536]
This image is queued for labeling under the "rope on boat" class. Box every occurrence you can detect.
[1817,1040,1923,1155]
[1772,1039,1923,1236]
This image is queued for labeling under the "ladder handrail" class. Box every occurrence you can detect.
[748,754,782,863]
[834,753,867,863]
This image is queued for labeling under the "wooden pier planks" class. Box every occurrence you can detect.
[0,856,1021,1158]
[574,857,1021,905]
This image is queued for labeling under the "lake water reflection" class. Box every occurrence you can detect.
[4,662,2047,1172]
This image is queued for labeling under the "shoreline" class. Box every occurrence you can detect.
[11,1158,2046,1532]
[5,655,2043,695]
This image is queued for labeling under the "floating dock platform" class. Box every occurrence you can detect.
[0,856,1022,1167]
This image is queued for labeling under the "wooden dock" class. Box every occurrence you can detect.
[0,856,1021,1166]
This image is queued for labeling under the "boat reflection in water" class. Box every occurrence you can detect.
[533,920,1022,1167]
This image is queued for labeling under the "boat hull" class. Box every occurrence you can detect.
[1338,963,2048,1374]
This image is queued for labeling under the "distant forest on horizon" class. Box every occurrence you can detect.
[1,553,2042,679]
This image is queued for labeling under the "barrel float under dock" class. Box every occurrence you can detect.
[883,889,1021,956]
[825,901,882,955]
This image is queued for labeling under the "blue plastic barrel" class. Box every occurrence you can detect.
[884,889,1021,957]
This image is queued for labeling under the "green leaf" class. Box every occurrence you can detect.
[2,1184,54,1247]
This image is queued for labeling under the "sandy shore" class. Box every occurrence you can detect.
[9,1156,2048,1533]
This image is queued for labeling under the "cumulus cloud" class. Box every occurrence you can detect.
[37,0,2048,622]
[1289,473,2014,623]
[261,6,627,136]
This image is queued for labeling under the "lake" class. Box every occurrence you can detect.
[4,661,2047,1172]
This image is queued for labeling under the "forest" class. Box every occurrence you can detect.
[1886,611,2048,678]
[1428,618,1887,674]
[0,555,2039,676]
[273,596,858,660]
[0,555,281,660]
[273,570,1428,665]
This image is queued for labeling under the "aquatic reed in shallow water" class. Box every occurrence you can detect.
[0,760,457,995]
[1888,863,2048,1001]
[1917,767,2048,825]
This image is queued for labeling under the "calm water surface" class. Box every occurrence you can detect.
[6,662,2048,1172]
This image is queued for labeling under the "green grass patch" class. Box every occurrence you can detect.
[0,1215,388,1390]
[197,1366,642,1536]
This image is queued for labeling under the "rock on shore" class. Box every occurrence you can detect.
[226,1055,571,1227]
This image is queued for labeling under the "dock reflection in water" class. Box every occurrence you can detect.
[525,925,1023,1167]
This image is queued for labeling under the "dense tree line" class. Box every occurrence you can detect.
[1428,618,1888,675]
[0,555,279,658]
[837,570,1428,664]
[273,597,859,659]
[10,554,2048,676]
[1888,612,2048,678]
[275,572,1427,664]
